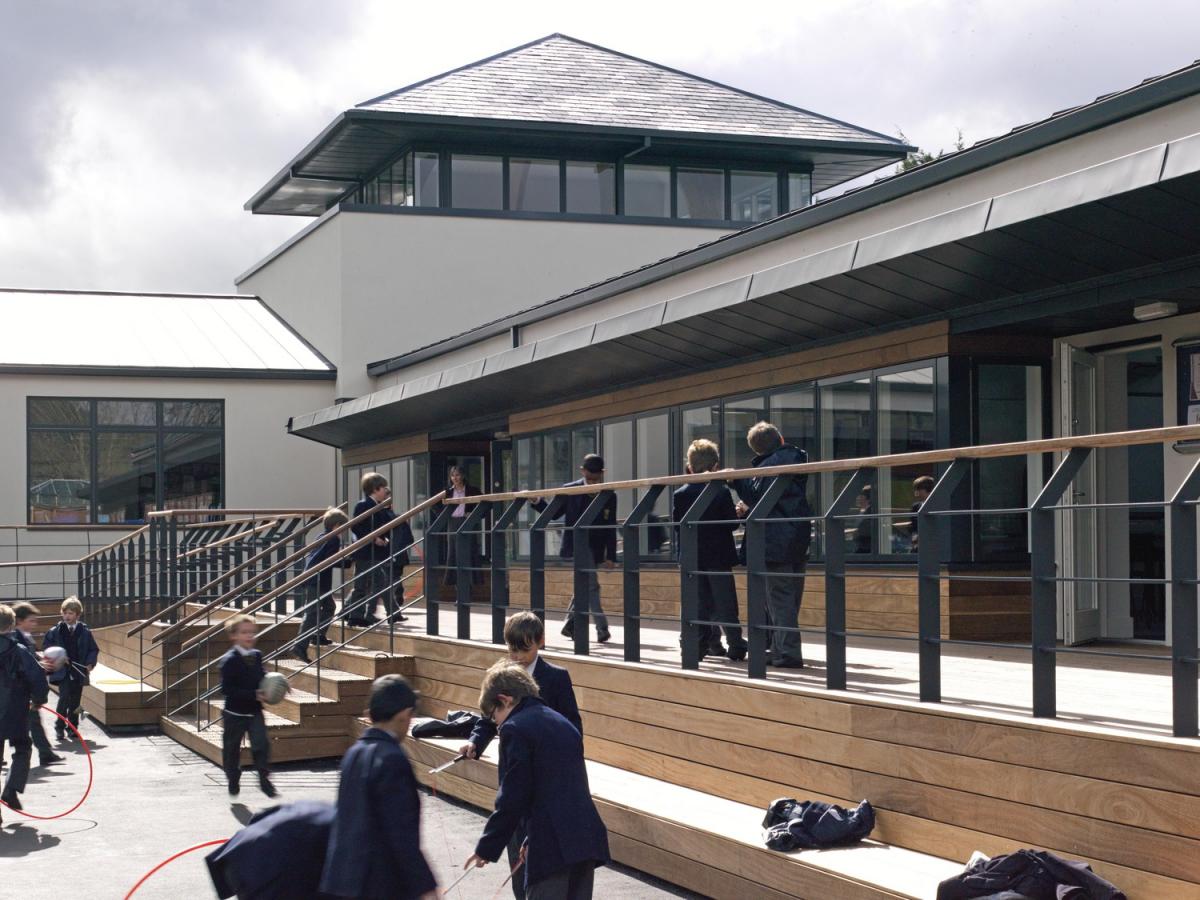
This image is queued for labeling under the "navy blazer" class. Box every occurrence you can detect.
[206,800,336,900]
[733,444,813,564]
[672,481,740,571]
[321,727,437,900]
[42,620,99,685]
[219,648,265,716]
[468,656,581,756]
[533,479,618,562]
[475,697,609,888]
[302,531,345,595]
[0,633,50,741]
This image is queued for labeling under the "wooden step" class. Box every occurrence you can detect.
[204,694,353,730]
[272,657,373,702]
[76,663,161,727]
[408,730,960,900]
[161,713,353,766]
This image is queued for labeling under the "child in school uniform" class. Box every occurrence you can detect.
[673,439,748,662]
[11,603,61,765]
[219,614,276,798]
[41,596,99,740]
[1,604,50,821]
[292,507,350,663]
[320,675,438,900]
[465,663,608,900]
[459,612,583,900]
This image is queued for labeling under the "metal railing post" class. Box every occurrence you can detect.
[916,458,969,703]
[456,502,492,640]
[824,469,873,691]
[424,506,452,636]
[1029,447,1091,719]
[491,500,527,644]
[1169,458,1200,738]
[744,476,795,680]
[530,497,565,624]
[167,517,180,610]
[623,485,664,664]
[572,492,613,656]
[678,482,721,671]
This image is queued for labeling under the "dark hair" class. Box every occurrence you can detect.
[478,662,539,719]
[746,421,784,456]
[361,472,389,495]
[11,601,38,622]
[503,611,544,650]
[581,454,604,473]
[913,475,935,493]
[369,674,419,722]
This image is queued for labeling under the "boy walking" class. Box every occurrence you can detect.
[292,507,350,663]
[0,604,50,819]
[733,422,812,669]
[459,612,583,900]
[41,596,99,739]
[346,473,412,627]
[321,674,438,900]
[219,614,276,798]
[673,439,747,662]
[533,454,616,644]
[12,603,62,765]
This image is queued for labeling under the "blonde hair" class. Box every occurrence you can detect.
[323,507,349,530]
[746,421,783,456]
[61,596,83,616]
[686,439,720,473]
[0,605,13,632]
[223,613,256,636]
[478,661,540,719]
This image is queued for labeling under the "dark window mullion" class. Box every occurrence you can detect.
[502,157,511,211]
[724,169,732,221]
[669,166,678,218]
[559,159,567,213]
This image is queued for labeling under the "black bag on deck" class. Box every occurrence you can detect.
[411,710,481,738]
[761,798,875,851]
[936,848,1126,900]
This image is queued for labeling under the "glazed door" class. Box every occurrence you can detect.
[1060,348,1102,645]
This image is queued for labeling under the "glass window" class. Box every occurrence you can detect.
[723,395,767,472]
[97,400,156,426]
[876,367,935,555]
[544,430,573,490]
[602,419,635,540]
[976,365,1043,561]
[162,432,221,512]
[636,413,671,557]
[96,432,157,523]
[28,432,91,524]
[28,398,89,426]
[414,152,440,207]
[565,161,615,215]
[623,165,671,218]
[820,377,872,554]
[509,158,559,213]
[572,425,598,470]
[676,168,725,220]
[163,400,223,428]
[731,171,778,222]
[788,172,812,211]
[680,404,720,464]
[451,154,502,210]
[769,387,818,545]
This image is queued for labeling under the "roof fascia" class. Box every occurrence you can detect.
[245,112,352,212]
[365,63,1200,377]
[0,365,336,380]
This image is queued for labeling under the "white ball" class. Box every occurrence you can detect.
[43,646,69,671]
[258,671,290,705]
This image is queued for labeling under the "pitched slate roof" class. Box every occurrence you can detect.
[358,34,899,146]
[0,289,334,376]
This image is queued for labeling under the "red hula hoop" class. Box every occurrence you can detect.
[0,705,94,820]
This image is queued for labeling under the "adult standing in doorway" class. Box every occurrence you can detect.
[733,422,812,668]
[444,465,483,587]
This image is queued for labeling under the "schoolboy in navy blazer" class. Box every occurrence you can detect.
[467,665,608,898]
[321,675,437,900]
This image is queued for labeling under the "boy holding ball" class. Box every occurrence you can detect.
[219,614,276,798]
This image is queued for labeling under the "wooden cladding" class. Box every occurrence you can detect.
[509,321,949,434]
[341,432,430,466]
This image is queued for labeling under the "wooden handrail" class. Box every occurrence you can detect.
[178,492,445,654]
[177,520,277,560]
[145,508,329,519]
[141,498,389,643]
[446,424,1200,506]
[78,525,151,563]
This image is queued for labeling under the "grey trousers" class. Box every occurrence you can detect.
[345,562,389,620]
[698,571,746,651]
[1,735,32,797]
[526,862,595,900]
[765,559,807,664]
[567,569,609,632]
[221,710,270,787]
[29,706,52,756]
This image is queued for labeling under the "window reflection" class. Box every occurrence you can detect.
[509,158,560,212]
[731,171,777,222]
[565,162,615,214]
[876,367,935,554]
[623,165,671,217]
[676,168,724,220]
[451,155,503,210]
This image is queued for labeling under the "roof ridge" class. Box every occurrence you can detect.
[355,33,563,109]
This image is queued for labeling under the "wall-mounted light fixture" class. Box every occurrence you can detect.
[1133,301,1179,322]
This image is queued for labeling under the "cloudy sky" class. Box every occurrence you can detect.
[1,0,1197,294]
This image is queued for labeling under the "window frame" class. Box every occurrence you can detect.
[27,397,225,525]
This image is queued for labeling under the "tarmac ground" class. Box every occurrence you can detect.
[0,707,699,899]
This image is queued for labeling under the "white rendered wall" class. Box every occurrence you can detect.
[0,374,337,567]
[239,212,728,397]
